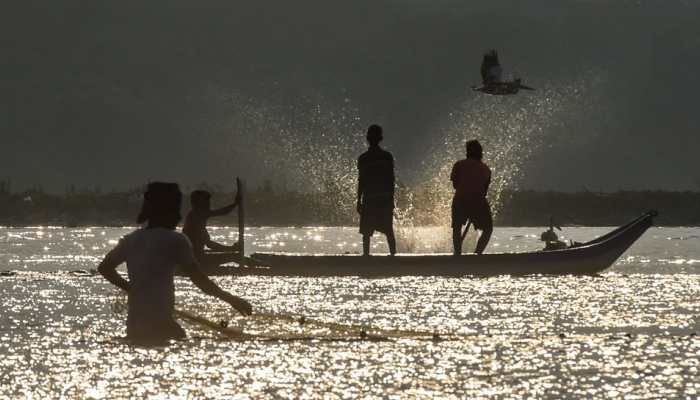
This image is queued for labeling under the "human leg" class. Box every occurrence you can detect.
[472,199,493,254]
[362,234,371,256]
[451,199,466,256]
[386,228,396,255]
[452,226,463,255]
[474,222,493,255]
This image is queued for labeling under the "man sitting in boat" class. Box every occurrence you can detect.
[357,124,397,256]
[97,182,252,345]
[182,190,241,262]
[450,140,493,255]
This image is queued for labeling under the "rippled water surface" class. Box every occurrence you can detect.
[2,226,700,398]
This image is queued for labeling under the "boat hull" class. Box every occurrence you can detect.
[208,211,656,277]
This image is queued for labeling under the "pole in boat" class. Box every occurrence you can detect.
[237,177,245,268]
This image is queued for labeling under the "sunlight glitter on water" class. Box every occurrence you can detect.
[2,226,700,398]
[2,272,700,398]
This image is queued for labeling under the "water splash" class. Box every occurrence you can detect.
[414,72,609,227]
[206,72,607,252]
[392,72,608,252]
[222,91,366,224]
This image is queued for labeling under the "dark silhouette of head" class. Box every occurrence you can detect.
[366,124,383,146]
[485,49,499,62]
[466,140,483,160]
[190,190,212,212]
[137,182,182,229]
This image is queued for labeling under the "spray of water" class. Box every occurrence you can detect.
[221,91,365,224]
[398,72,608,252]
[208,71,607,253]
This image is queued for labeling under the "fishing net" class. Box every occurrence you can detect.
[112,292,458,342]
[181,310,456,342]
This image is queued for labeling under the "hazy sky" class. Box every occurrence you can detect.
[2,0,699,192]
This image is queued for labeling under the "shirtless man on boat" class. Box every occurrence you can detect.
[451,140,493,255]
[97,182,252,345]
[182,190,241,263]
[357,124,397,256]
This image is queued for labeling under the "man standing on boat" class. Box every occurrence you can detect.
[451,140,493,255]
[357,124,397,256]
[182,190,241,261]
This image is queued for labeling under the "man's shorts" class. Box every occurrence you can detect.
[360,205,394,236]
[451,196,493,230]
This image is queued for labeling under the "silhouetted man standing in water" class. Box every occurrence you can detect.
[97,182,251,345]
[357,124,396,256]
[451,140,493,255]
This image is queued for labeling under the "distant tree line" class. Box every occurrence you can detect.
[0,180,696,227]
[496,190,698,226]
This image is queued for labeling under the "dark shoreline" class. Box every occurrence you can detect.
[0,223,695,228]
[1,187,697,227]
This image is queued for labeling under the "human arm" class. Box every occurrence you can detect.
[201,226,238,252]
[480,58,488,83]
[450,163,459,190]
[389,154,396,208]
[356,185,363,213]
[390,155,395,193]
[205,239,236,252]
[97,248,130,292]
[177,234,251,315]
[207,191,241,217]
[356,159,364,213]
[209,202,237,218]
[484,169,491,196]
[181,262,252,315]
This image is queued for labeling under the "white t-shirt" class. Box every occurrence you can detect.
[111,228,196,329]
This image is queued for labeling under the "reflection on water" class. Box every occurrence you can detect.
[3,226,700,274]
[1,227,700,398]
[2,273,700,398]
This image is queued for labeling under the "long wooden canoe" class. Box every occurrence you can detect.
[208,211,656,277]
